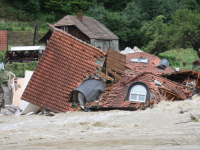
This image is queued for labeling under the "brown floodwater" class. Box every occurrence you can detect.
[1,95,200,149]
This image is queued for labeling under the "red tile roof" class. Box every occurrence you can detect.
[0,30,7,51]
[86,72,192,109]
[21,24,106,112]
[125,52,175,75]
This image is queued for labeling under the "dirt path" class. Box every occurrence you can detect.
[1,95,200,149]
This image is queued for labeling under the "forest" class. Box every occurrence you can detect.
[1,0,200,58]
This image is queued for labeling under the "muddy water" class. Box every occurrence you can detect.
[1,95,200,149]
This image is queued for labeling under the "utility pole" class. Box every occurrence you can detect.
[33,19,39,46]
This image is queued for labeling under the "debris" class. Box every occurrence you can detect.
[120,46,143,54]
[154,80,162,86]
[7,105,22,117]
[85,72,193,110]
[120,47,133,54]
[190,114,198,122]
[25,112,34,115]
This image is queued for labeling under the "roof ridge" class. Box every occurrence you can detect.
[48,23,106,55]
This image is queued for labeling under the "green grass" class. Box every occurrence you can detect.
[160,48,199,70]
[8,45,11,51]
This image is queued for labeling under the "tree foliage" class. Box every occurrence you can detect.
[143,9,200,58]
[3,0,200,57]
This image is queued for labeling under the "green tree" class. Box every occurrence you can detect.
[143,9,200,58]
[141,15,169,55]
[168,9,200,58]
[0,50,6,62]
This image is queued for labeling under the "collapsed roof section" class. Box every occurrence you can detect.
[21,24,106,112]
[85,72,192,110]
[126,52,175,75]
[70,79,105,108]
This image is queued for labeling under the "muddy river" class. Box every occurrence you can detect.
[1,95,200,149]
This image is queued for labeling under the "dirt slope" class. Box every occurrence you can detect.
[7,31,46,46]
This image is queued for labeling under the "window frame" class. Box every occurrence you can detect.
[129,85,147,102]
[125,81,150,103]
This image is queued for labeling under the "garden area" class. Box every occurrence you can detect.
[0,50,37,86]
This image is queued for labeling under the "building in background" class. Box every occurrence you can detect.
[40,12,119,53]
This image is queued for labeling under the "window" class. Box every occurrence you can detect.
[131,57,149,63]
[129,85,147,102]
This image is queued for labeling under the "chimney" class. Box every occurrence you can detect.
[77,11,83,22]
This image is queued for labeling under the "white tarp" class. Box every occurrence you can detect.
[11,46,45,51]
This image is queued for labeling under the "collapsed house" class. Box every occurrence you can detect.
[21,24,112,112]
[5,24,199,114]
[85,52,193,110]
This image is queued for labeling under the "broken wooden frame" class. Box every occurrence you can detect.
[106,49,126,80]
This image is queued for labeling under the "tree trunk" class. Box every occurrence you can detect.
[192,46,200,59]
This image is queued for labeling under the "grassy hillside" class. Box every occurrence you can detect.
[160,48,199,69]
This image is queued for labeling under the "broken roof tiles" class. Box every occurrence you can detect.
[0,30,7,51]
[21,24,106,112]
[86,72,192,110]
[125,52,175,75]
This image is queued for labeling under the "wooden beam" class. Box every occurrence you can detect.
[106,68,123,80]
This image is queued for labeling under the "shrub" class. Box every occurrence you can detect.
[158,53,180,67]
[4,61,38,77]
[0,70,9,86]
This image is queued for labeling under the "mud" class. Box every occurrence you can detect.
[1,95,200,149]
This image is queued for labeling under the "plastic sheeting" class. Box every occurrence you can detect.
[0,62,4,70]
[72,79,105,104]
[157,59,169,70]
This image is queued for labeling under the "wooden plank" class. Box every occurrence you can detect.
[107,62,125,71]
[107,57,126,66]
[106,68,123,80]
[108,49,126,58]
[170,96,175,102]
[107,54,126,62]
[107,61,125,69]
[107,65,125,74]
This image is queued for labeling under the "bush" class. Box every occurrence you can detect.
[0,70,9,86]
[158,53,180,67]
[4,61,38,77]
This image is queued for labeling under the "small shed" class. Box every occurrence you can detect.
[40,12,119,53]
